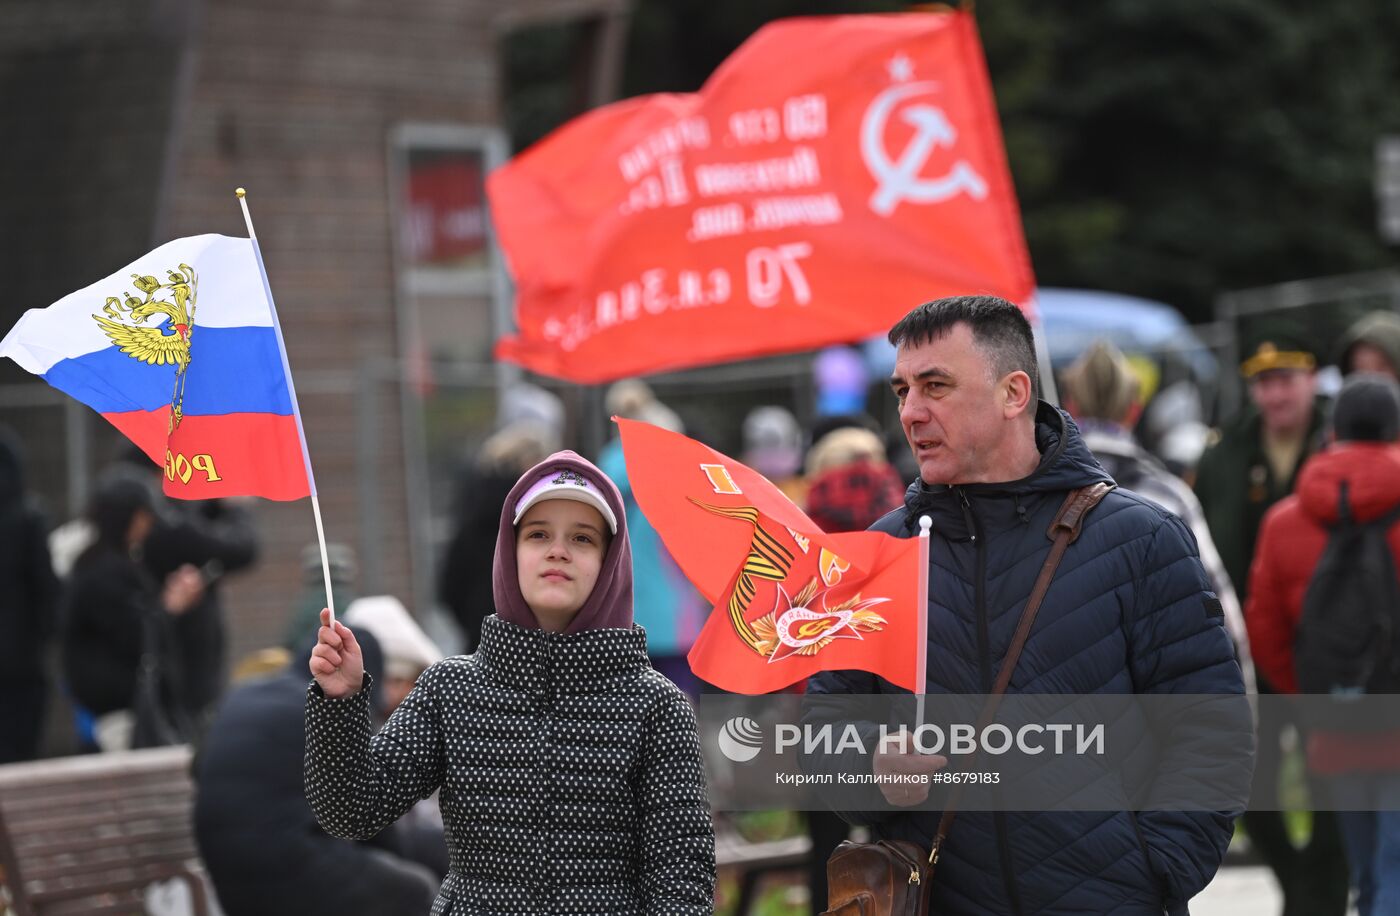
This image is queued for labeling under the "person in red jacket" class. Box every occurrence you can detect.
[1246,372,1400,916]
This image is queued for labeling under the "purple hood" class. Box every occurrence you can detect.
[491,450,634,632]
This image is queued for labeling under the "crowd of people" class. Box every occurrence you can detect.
[2,297,1400,914]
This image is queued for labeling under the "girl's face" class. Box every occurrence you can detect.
[516,498,609,632]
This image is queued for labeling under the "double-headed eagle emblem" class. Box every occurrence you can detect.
[92,264,198,432]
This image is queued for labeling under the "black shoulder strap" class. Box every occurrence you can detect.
[1337,481,1354,526]
[1334,481,1400,529]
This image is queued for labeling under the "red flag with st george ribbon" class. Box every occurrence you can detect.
[488,10,1034,383]
[617,418,923,694]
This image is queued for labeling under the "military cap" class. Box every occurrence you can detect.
[1239,323,1317,378]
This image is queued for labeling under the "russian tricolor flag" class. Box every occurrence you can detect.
[1,234,312,500]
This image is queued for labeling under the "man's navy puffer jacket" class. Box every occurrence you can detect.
[806,403,1246,916]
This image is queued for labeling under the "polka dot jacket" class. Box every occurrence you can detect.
[305,614,717,915]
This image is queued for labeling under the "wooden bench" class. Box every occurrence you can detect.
[0,746,210,916]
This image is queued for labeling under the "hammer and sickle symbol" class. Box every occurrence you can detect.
[862,82,989,215]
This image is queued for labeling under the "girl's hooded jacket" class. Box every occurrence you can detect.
[305,451,716,915]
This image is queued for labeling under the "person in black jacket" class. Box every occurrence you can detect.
[60,470,204,751]
[0,427,59,763]
[806,297,1248,916]
[306,451,716,914]
[195,628,441,916]
[106,445,260,726]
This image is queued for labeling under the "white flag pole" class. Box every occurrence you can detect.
[234,187,337,627]
[915,515,931,726]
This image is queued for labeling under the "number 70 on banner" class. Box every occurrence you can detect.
[746,242,812,308]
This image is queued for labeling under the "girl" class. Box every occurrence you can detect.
[306,451,716,914]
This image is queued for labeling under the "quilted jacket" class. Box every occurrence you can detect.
[806,402,1246,916]
[305,615,716,915]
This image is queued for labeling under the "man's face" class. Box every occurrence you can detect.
[891,323,1017,485]
[1248,369,1316,435]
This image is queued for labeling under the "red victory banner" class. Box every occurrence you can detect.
[617,418,923,694]
[488,10,1034,382]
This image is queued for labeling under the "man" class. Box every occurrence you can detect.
[1195,328,1326,597]
[1245,374,1400,916]
[807,296,1245,915]
[1061,339,1252,688]
[1193,328,1346,915]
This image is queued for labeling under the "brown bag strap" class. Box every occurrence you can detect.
[927,482,1114,866]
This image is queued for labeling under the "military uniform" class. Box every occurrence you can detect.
[1193,397,1327,602]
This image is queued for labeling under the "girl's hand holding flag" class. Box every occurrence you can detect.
[310,608,364,700]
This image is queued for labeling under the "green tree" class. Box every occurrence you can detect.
[999,0,1400,319]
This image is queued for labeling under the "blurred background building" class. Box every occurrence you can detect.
[2,0,1398,745]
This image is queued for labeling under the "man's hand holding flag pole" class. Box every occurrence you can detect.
[1,188,341,624]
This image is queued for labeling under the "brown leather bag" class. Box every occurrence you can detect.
[820,483,1114,916]
[823,838,935,915]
